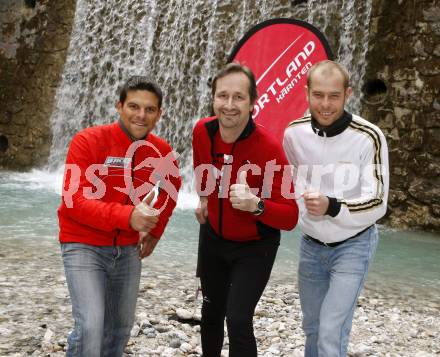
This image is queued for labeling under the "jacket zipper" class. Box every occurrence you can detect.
[218,196,223,237]
[217,143,236,237]
[113,151,136,247]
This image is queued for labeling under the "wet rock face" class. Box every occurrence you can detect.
[362,0,440,231]
[0,0,76,169]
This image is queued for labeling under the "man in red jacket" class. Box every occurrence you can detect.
[192,63,298,356]
[58,76,181,356]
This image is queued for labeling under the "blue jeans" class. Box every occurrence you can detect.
[61,243,141,357]
[298,225,378,357]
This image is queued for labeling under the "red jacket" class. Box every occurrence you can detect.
[192,116,298,242]
[58,122,181,246]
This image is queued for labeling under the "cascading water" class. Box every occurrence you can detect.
[307,0,331,34]
[49,0,159,168]
[48,0,373,191]
[306,0,373,112]
[337,0,373,112]
[48,0,291,187]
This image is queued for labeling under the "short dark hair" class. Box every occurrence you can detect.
[211,62,258,103]
[119,76,163,108]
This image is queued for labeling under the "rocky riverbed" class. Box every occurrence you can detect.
[0,237,439,357]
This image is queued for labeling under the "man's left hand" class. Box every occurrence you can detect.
[138,233,160,259]
[229,171,259,213]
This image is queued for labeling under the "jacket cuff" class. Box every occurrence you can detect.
[115,205,136,231]
[149,220,165,240]
[326,197,341,217]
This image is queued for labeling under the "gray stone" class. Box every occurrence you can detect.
[414,352,437,357]
[423,7,440,22]
[130,324,140,337]
[179,342,193,352]
[169,338,182,348]
[155,324,172,333]
[176,308,193,320]
[352,342,374,356]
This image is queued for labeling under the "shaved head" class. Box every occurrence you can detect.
[307,60,350,90]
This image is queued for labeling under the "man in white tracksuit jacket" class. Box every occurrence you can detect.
[283,60,389,357]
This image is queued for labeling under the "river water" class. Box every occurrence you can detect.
[1,169,439,308]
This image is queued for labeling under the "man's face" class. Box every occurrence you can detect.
[117,90,162,139]
[306,69,352,127]
[213,72,255,133]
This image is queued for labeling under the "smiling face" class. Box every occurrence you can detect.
[213,72,255,140]
[116,90,162,139]
[306,66,352,127]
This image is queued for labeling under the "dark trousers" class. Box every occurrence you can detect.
[199,225,279,357]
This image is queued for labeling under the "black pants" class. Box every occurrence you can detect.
[199,224,279,357]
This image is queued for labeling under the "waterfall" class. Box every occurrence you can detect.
[337,0,373,112]
[49,0,159,167]
[306,0,373,112]
[49,0,373,189]
[307,0,331,35]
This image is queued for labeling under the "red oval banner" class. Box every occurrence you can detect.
[229,18,333,142]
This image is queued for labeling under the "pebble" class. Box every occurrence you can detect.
[176,308,193,320]
[180,342,192,352]
[414,353,438,357]
[169,338,182,348]
[130,324,140,337]
[1,238,439,356]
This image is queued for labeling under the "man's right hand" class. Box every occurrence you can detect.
[195,197,208,224]
[129,191,159,233]
[303,190,329,216]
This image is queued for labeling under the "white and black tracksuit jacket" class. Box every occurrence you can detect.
[283,111,389,244]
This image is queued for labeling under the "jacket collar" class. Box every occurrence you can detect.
[204,115,256,142]
[311,111,352,137]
